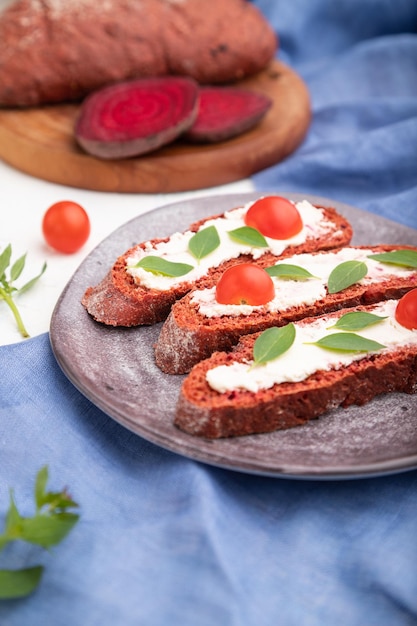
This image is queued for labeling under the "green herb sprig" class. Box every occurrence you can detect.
[0,244,47,338]
[0,466,79,599]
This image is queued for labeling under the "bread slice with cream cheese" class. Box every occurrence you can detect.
[82,199,352,327]
[155,244,417,374]
[175,299,417,438]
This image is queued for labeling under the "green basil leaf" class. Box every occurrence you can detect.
[4,491,22,538]
[367,249,417,268]
[0,536,10,551]
[327,260,368,294]
[265,263,317,280]
[35,466,49,510]
[18,262,47,295]
[10,253,26,282]
[50,495,80,510]
[253,323,296,365]
[40,491,79,511]
[329,311,387,331]
[0,244,12,277]
[34,466,79,512]
[0,566,44,599]
[134,256,193,277]
[19,512,80,548]
[312,332,386,352]
[188,226,220,260]
[0,492,20,549]
[228,226,268,248]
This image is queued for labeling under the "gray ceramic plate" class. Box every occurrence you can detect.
[50,192,417,480]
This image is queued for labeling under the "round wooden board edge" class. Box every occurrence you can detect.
[0,60,311,193]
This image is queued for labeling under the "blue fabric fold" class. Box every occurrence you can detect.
[1,335,417,626]
[1,1,417,624]
[253,29,417,228]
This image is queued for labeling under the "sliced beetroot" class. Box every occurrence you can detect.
[184,87,272,143]
[75,77,199,159]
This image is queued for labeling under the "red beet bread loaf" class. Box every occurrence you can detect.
[82,198,353,327]
[0,0,277,107]
[155,245,417,374]
[175,298,417,438]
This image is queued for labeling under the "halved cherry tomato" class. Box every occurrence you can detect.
[395,289,417,330]
[215,264,275,305]
[245,196,303,240]
[42,201,90,253]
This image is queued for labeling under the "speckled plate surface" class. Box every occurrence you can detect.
[50,193,417,479]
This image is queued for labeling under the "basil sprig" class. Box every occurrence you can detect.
[134,256,193,277]
[367,249,417,268]
[0,567,44,599]
[0,466,79,599]
[266,263,317,280]
[228,226,268,248]
[327,260,367,294]
[312,332,385,352]
[0,244,47,338]
[188,225,220,261]
[329,311,387,331]
[253,323,296,365]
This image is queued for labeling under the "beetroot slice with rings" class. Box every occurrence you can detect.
[75,77,199,159]
[184,87,273,143]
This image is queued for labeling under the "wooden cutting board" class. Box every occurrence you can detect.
[0,61,310,193]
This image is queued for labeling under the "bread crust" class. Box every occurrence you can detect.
[155,245,417,373]
[175,305,417,438]
[0,0,277,107]
[82,205,353,327]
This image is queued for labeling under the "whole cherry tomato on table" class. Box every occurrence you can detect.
[42,201,90,254]
[245,196,303,240]
[395,288,417,330]
[215,264,275,306]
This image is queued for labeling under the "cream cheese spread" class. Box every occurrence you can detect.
[206,300,417,394]
[125,199,334,290]
[192,247,416,318]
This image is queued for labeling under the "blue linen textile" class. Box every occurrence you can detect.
[253,0,417,231]
[1,1,417,624]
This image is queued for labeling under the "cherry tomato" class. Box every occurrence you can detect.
[245,196,303,240]
[395,289,417,330]
[42,201,90,253]
[215,264,275,305]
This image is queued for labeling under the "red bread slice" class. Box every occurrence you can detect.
[154,245,417,373]
[82,203,352,327]
[175,301,417,438]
